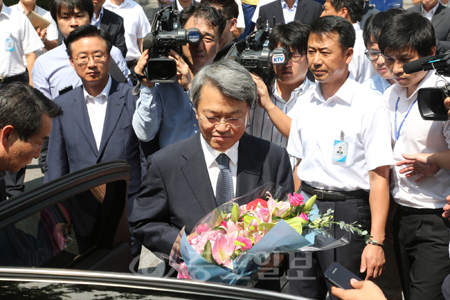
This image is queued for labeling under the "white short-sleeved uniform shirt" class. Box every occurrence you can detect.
[11,4,58,59]
[103,0,151,61]
[287,76,394,191]
[383,71,450,209]
[0,4,43,77]
[349,23,376,84]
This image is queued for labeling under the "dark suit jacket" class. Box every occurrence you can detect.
[45,79,142,200]
[130,132,294,255]
[101,8,128,59]
[409,3,450,54]
[256,0,322,28]
[360,3,379,30]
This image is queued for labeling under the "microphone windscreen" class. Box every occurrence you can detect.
[143,34,154,51]
[403,55,433,74]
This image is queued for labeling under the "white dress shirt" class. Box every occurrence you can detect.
[200,133,239,197]
[287,76,394,191]
[84,76,112,150]
[362,74,392,96]
[0,4,43,77]
[383,71,450,209]
[91,7,104,29]
[281,0,298,23]
[103,0,151,61]
[349,23,377,84]
[421,1,439,21]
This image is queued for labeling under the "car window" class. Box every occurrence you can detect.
[0,182,117,268]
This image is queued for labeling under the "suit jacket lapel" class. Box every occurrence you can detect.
[180,133,217,214]
[236,134,263,196]
[432,4,446,28]
[73,88,98,157]
[273,1,285,24]
[98,79,125,155]
[294,0,308,24]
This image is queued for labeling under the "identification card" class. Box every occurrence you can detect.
[332,140,348,165]
[5,36,14,52]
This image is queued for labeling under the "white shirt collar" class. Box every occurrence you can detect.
[421,1,439,14]
[92,7,104,23]
[314,74,354,104]
[200,132,239,169]
[352,22,361,31]
[83,75,112,102]
[0,4,12,17]
[272,77,311,104]
[281,0,298,9]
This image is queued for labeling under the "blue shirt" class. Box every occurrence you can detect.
[132,83,199,148]
[362,75,392,96]
[32,42,130,100]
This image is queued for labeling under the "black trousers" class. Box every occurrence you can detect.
[288,195,371,300]
[394,206,450,300]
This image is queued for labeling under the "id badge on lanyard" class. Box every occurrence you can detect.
[332,130,348,165]
[5,34,14,52]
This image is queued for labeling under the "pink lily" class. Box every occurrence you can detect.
[212,231,238,269]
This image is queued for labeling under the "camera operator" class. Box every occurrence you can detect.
[132,3,226,149]
[247,21,315,170]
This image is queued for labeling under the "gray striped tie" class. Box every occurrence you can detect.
[215,153,234,206]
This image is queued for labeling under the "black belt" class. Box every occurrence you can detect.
[0,74,24,84]
[301,182,369,201]
[398,205,443,215]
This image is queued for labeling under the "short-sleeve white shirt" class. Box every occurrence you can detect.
[287,76,394,191]
[0,4,43,77]
[383,71,450,209]
[11,3,58,59]
[103,0,151,61]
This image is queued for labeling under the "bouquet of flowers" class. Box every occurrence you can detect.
[169,183,369,286]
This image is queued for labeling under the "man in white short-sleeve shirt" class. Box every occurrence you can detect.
[378,12,450,300]
[103,0,151,63]
[287,16,393,299]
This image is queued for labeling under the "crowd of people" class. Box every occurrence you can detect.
[1,0,450,299]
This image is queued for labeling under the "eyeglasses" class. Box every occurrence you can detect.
[290,52,305,62]
[199,113,247,128]
[364,50,382,61]
[72,53,107,65]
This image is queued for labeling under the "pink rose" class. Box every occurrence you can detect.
[259,207,270,215]
[236,236,252,250]
[289,193,305,207]
[196,223,210,234]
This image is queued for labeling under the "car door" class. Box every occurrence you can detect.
[0,160,133,273]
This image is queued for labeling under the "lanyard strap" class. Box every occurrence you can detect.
[395,97,417,141]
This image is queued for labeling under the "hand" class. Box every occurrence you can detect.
[169,49,191,91]
[134,49,154,88]
[331,279,387,300]
[442,196,450,220]
[360,244,385,279]
[250,73,273,110]
[445,97,450,117]
[36,27,47,41]
[396,153,440,182]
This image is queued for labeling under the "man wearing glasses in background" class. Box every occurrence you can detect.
[45,25,143,256]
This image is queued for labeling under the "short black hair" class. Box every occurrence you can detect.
[50,0,94,23]
[0,82,62,141]
[269,21,311,53]
[180,2,227,40]
[310,15,355,52]
[378,11,436,58]
[66,25,113,57]
[363,8,406,47]
[329,0,364,23]
[201,0,239,20]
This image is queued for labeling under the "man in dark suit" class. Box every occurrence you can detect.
[360,0,378,29]
[130,59,294,259]
[408,0,450,54]
[45,25,142,253]
[256,0,322,28]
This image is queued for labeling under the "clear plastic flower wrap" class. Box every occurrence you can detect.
[169,182,368,286]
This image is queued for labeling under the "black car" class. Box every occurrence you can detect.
[0,161,311,299]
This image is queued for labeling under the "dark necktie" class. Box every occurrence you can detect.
[215,153,234,206]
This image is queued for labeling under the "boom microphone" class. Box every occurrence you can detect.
[404,51,450,74]
[403,55,434,74]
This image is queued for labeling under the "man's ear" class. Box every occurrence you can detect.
[0,125,15,148]
[345,47,353,64]
[430,46,437,56]
[230,18,237,33]
[340,7,349,20]
[195,108,199,120]
[69,56,75,69]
